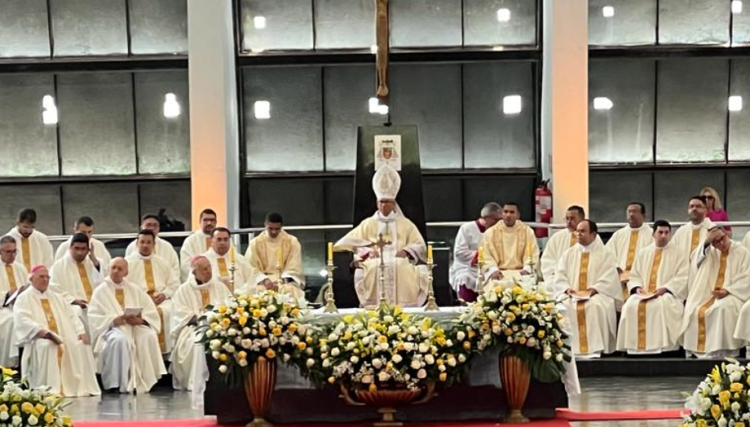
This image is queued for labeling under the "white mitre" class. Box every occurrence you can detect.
[373,164,401,200]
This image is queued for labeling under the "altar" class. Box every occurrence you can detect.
[203,307,570,425]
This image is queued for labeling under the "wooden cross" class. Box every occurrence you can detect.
[375,0,390,102]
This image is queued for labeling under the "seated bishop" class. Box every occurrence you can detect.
[245,213,305,299]
[88,258,166,393]
[682,227,750,358]
[14,265,100,397]
[205,227,252,295]
[616,220,688,354]
[552,220,622,358]
[481,202,540,288]
[125,229,180,354]
[0,235,28,368]
[170,256,231,391]
[334,165,428,308]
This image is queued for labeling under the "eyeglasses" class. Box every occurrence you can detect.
[705,195,715,199]
[0,249,18,255]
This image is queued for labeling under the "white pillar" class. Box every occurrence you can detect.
[541,0,589,222]
[187,0,240,229]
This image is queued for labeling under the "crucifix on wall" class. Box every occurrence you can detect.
[375,0,389,104]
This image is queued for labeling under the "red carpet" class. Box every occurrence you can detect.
[74,419,571,427]
[556,408,684,421]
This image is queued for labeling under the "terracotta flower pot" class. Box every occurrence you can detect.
[499,354,531,423]
[243,356,277,427]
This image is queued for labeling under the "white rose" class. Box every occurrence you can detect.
[438,365,446,372]
[239,359,248,367]
[388,326,400,335]
[383,315,394,323]
[219,365,228,373]
[718,416,727,427]
[411,360,421,370]
[322,359,331,368]
[447,358,457,367]
[306,359,316,368]
[486,292,498,303]
[28,415,39,426]
[712,384,722,395]
[373,359,383,369]
[543,351,552,360]
[212,351,220,360]
[11,416,22,427]
[408,326,419,335]
[417,369,427,379]
[392,354,403,364]
[556,353,563,362]
[458,354,467,363]
[457,331,466,341]
[267,305,277,314]
[487,311,498,320]
[492,325,502,335]
[331,348,340,357]
[362,336,371,345]
[347,342,356,350]
[730,371,743,382]
[306,348,314,355]
[0,412,7,421]
[425,355,435,365]
[378,371,390,382]
[526,338,537,347]
[418,343,429,353]
[241,339,252,348]
[350,356,359,364]
[362,375,373,384]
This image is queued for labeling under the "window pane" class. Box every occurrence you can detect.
[589,59,655,164]
[247,179,325,226]
[463,0,537,47]
[0,74,58,177]
[240,0,313,52]
[390,64,462,169]
[314,0,374,49]
[656,59,728,163]
[653,170,724,221]
[464,176,535,221]
[129,0,188,55]
[588,0,656,47]
[589,171,653,223]
[0,185,62,236]
[57,73,136,175]
[324,178,354,224]
[391,0,462,48]
[727,170,750,222]
[733,4,750,46]
[139,181,192,231]
[243,67,323,172]
[135,71,190,174]
[658,0,729,45]
[424,178,463,221]
[464,61,535,169]
[62,183,139,234]
[49,0,128,56]
[0,0,50,58]
[323,66,383,171]
[729,60,750,161]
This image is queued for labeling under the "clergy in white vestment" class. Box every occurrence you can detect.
[54,216,111,274]
[180,208,218,281]
[88,258,166,393]
[541,206,597,288]
[13,265,100,397]
[616,220,689,354]
[4,208,54,271]
[205,227,252,295]
[682,227,750,358]
[481,202,540,288]
[244,214,305,299]
[606,203,653,302]
[672,196,714,279]
[552,220,622,358]
[125,229,180,354]
[125,214,180,281]
[0,236,28,368]
[334,165,429,307]
[448,202,501,302]
[170,256,231,390]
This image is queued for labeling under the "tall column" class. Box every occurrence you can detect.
[541,0,589,222]
[187,0,241,229]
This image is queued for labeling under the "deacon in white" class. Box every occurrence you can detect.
[54,216,111,273]
[206,227,251,295]
[541,206,599,289]
[552,220,622,358]
[682,227,750,358]
[606,203,653,302]
[125,229,180,354]
[616,220,688,354]
[482,202,540,286]
[672,196,714,275]
[449,202,501,302]
[334,165,429,307]
[4,208,53,271]
[13,265,100,397]
[245,213,305,298]
[0,236,28,367]
[125,214,180,281]
[88,258,166,393]
[180,208,219,281]
[170,256,230,391]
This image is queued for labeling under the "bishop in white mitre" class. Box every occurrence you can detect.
[245,213,305,299]
[54,216,112,274]
[14,265,100,397]
[616,220,688,354]
[125,230,180,354]
[682,227,750,358]
[125,214,180,281]
[449,203,501,302]
[0,236,28,368]
[606,203,653,302]
[180,209,219,281]
[5,208,54,271]
[88,258,166,393]
[552,220,622,358]
[334,165,429,307]
[481,202,540,288]
[672,197,714,278]
[205,227,252,295]
[170,256,230,390]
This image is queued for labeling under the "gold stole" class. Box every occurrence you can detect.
[697,250,729,353]
[115,288,125,308]
[491,226,528,270]
[21,237,31,272]
[217,258,229,277]
[144,259,167,353]
[255,235,291,274]
[569,232,577,248]
[622,230,640,300]
[576,252,591,354]
[690,229,701,255]
[5,264,17,293]
[76,262,94,300]
[200,288,211,309]
[40,297,64,394]
[637,248,663,350]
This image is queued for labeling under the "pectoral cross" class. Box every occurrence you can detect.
[375,0,390,102]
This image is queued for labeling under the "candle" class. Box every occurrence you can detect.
[427,245,433,262]
[230,246,235,263]
[276,248,283,268]
[478,246,484,263]
[327,242,333,263]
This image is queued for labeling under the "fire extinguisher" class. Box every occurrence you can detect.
[535,180,552,238]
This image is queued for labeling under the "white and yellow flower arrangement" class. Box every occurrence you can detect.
[0,366,73,427]
[683,359,750,427]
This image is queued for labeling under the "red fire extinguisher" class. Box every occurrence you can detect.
[535,180,552,238]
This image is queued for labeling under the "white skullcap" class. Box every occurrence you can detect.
[372,164,401,201]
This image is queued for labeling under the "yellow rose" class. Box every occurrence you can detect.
[439,372,447,382]
[44,412,55,425]
[467,329,477,339]
[238,351,247,359]
[696,420,707,427]
[62,415,72,427]
[288,324,297,333]
[513,286,522,294]
[711,404,722,420]
[298,342,307,351]
[221,318,230,327]
[378,336,388,343]
[291,308,301,317]
[731,382,744,392]
[219,353,228,362]
[10,404,19,415]
[436,359,444,366]
[734,422,746,427]
[518,337,527,345]
[719,390,731,409]
[252,309,262,318]
[504,328,513,336]
[218,305,227,314]
[436,337,446,346]
[21,402,34,414]
[236,307,245,314]
[266,348,276,358]
[238,317,247,327]
[343,315,354,324]
[556,340,564,348]
[537,330,546,339]
[494,286,504,294]
[507,313,516,322]
[463,341,471,350]
[35,404,45,414]
[328,376,336,384]
[272,327,282,336]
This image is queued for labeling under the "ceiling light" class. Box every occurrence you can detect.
[42,95,58,125]
[253,16,266,29]
[496,8,511,22]
[254,100,271,119]
[733,1,743,14]
[503,95,522,115]
[602,6,615,18]
[370,45,378,54]
[163,93,181,119]
[593,97,614,110]
[729,95,743,112]
[368,97,389,115]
